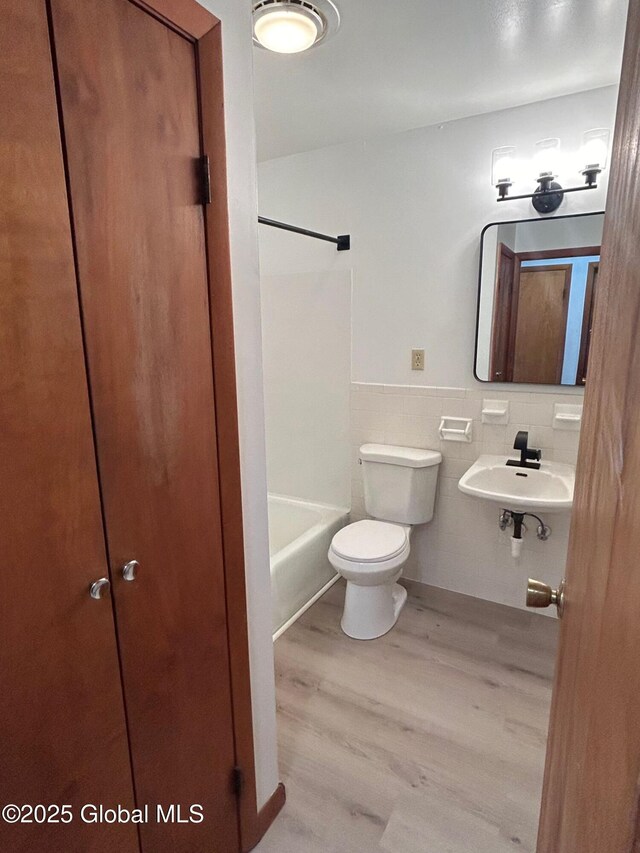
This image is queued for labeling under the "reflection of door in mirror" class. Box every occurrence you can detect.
[512,262,572,384]
[489,246,600,384]
[576,261,599,385]
[489,243,515,381]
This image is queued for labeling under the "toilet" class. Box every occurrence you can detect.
[328,444,442,640]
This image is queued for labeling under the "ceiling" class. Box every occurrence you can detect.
[252,0,628,162]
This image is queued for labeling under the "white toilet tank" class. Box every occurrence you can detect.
[360,444,442,525]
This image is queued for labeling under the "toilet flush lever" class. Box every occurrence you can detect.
[526,578,565,618]
[122,560,140,582]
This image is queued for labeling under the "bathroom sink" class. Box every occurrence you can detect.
[458,455,575,514]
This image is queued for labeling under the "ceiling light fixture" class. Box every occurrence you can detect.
[252,0,340,54]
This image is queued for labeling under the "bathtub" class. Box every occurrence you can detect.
[268,494,349,639]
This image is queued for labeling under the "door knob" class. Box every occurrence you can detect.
[89,577,111,600]
[122,560,139,582]
[526,578,565,617]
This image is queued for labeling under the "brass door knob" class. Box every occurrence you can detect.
[526,578,565,617]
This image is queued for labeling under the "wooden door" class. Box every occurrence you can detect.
[489,242,515,381]
[512,265,571,383]
[49,1,239,851]
[576,262,598,386]
[0,2,139,851]
[537,2,640,850]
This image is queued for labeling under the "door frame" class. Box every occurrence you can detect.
[508,247,601,384]
[515,245,601,262]
[509,262,573,384]
[485,240,602,384]
[127,1,284,849]
[576,261,599,387]
[489,241,515,381]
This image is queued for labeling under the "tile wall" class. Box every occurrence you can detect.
[351,383,582,613]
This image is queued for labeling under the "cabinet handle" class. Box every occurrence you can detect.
[89,577,111,600]
[122,560,139,582]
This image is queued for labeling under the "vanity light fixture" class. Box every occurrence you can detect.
[252,0,340,54]
[580,128,611,184]
[492,129,610,214]
[532,138,564,214]
[491,146,516,199]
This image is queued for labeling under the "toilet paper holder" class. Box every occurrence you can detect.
[439,417,473,443]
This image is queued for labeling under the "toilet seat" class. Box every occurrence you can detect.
[331,519,408,563]
[328,520,411,585]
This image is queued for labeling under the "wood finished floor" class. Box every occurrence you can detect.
[256,579,559,853]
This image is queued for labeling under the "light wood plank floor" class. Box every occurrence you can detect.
[256,579,559,853]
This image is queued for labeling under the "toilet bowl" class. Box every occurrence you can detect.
[328,443,441,640]
[328,519,411,639]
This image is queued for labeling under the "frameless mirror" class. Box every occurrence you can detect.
[475,212,604,385]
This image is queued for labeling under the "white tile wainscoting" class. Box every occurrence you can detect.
[351,383,582,613]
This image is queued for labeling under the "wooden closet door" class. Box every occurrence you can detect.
[512,265,572,384]
[49,1,239,851]
[0,2,139,852]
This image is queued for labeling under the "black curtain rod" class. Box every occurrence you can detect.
[258,216,350,251]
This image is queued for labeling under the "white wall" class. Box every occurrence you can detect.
[258,85,617,389]
[197,0,278,809]
[258,86,618,612]
[261,271,352,507]
[514,214,605,251]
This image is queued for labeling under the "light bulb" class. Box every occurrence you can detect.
[254,8,320,53]
[534,138,561,178]
[491,146,516,188]
[581,128,610,172]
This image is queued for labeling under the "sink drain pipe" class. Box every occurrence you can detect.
[510,512,526,558]
[499,510,551,558]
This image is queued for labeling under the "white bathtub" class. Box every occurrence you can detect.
[268,495,349,638]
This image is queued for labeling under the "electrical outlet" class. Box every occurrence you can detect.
[411,349,425,371]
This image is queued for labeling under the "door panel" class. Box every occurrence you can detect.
[489,242,515,381]
[537,2,640,850]
[0,2,139,851]
[512,265,571,384]
[49,1,239,850]
[576,262,598,386]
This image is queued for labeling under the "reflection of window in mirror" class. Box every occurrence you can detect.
[475,214,604,386]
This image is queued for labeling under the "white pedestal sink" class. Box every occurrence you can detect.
[458,455,575,513]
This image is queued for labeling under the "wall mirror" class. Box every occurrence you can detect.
[475,212,604,385]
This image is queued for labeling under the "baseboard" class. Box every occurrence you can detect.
[243,782,286,851]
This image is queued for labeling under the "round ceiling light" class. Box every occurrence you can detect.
[252,0,340,54]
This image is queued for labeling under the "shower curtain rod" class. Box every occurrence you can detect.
[258,216,351,251]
